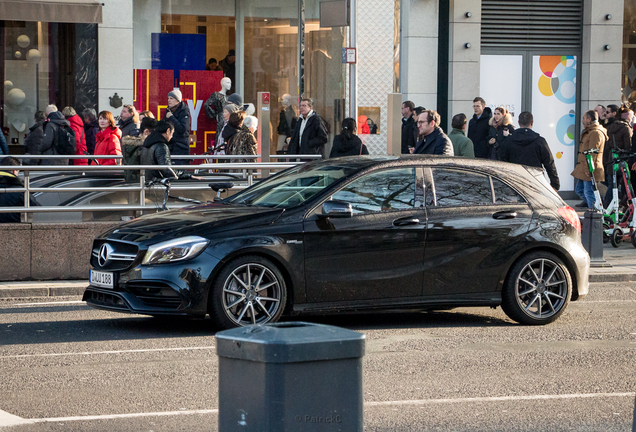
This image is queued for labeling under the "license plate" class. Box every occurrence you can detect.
[90,270,114,289]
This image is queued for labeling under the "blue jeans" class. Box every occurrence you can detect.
[575,179,596,209]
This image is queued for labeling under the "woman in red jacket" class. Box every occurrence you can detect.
[62,106,88,165]
[94,111,122,165]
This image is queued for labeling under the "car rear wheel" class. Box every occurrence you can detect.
[208,255,287,329]
[501,252,571,325]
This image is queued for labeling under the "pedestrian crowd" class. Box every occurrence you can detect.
[5,69,636,216]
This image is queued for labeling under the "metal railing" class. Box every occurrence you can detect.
[0,154,319,215]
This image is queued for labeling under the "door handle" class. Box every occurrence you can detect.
[393,217,420,226]
[492,211,517,220]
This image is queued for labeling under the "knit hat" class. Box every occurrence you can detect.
[227,93,243,106]
[168,89,182,102]
[224,103,241,114]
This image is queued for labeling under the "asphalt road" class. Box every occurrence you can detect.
[0,282,634,432]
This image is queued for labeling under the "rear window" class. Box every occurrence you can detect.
[431,169,492,207]
[528,167,566,206]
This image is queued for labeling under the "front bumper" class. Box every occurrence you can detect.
[83,251,221,317]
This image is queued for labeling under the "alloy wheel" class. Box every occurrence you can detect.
[221,263,283,326]
[514,258,568,320]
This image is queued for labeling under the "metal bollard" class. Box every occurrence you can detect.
[216,322,365,431]
[581,211,610,267]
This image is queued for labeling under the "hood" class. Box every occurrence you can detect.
[97,127,122,141]
[143,130,168,148]
[47,111,69,127]
[222,124,238,141]
[99,204,285,245]
[473,107,492,121]
[337,134,363,152]
[122,135,143,147]
[29,121,44,132]
[67,114,84,130]
[585,123,609,140]
[0,171,22,187]
[511,128,541,146]
[489,113,513,127]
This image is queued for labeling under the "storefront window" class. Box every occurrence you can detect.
[2,21,97,146]
[622,1,636,103]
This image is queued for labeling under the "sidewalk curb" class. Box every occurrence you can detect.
[589,273,636,283]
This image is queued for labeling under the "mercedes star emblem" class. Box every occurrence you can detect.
[98,243,114,267]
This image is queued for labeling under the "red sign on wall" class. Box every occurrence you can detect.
[262,92,270,104]
[133,69,224,161]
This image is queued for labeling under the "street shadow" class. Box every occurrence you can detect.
[0,307,513,347]
[0,304,90,315]
[284,309,513,331]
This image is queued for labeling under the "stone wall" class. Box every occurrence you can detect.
[0,222,122,281]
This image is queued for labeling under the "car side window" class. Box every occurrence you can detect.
[431,169,492,207]
[332,168,416,214]
[492,178,526,204]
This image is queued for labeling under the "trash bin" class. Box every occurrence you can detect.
[216,322,366,431]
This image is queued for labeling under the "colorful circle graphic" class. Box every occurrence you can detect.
[538,56,577,104]
[555,111,576,146]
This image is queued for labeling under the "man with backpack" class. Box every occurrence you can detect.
[39,104,76,166]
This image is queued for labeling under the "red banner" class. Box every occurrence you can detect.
[133,69,224,162]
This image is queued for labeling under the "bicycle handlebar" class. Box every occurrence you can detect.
[580,149,600,155]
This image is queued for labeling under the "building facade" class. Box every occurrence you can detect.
[0,0,631,192]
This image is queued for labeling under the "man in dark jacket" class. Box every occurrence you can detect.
[287,98,329,157]
[0,157,38,223]
[413,110,454,155]
[24,110,46,165]
[467,97,492,158]
[140,120,177,181]
[603,105,632,206]
[164,89,191,165]
[500,111,560,190]
[401,101,417,154]
[39,106,70,166]
[82,108,99,155]
[117,104,139,138]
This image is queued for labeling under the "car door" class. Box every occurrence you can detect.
[423,167,533,297]
[303,167,426,303]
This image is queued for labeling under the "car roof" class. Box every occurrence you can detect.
[305,155,531,176]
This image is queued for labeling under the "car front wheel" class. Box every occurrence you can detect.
[501,252,571,325]
[208,255,287,329]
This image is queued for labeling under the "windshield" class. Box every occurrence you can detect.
[226,164,358,208]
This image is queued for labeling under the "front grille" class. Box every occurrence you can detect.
[83,290,129,310]
[91,240,140,271]
[126,281,183,310]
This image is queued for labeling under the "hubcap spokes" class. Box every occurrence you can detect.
[515,259,567,319]
[222,263,281,326]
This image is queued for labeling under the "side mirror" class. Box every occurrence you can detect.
[319,200,353,218]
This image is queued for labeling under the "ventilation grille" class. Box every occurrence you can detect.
[481,0,583,49]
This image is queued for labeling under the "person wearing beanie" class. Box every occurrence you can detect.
[227,93,242,107]
[164,88,191,164]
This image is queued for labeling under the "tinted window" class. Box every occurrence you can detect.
[492,178,526,204]
[431,169,492,207]
[332,168,416,214]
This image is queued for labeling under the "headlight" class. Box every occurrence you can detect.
[142,236,210,265]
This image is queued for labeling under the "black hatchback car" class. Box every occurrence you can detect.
[84,156,589,327]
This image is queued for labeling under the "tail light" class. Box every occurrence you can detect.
[557,206,581,232]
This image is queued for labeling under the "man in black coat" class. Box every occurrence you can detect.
[413,110,454,156]
[0,157,38,223]
[287,98,328,157]
[401,101,417,154]
[500,111,560,191]
[140,120,177,181]
[24,110,46,165]
[164,89,191,165]
[467,97,492,158]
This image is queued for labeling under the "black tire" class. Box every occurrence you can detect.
[501,251,572,325]
[632,232,636,249]
[611,229,622,248]
[208,255,287,329]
